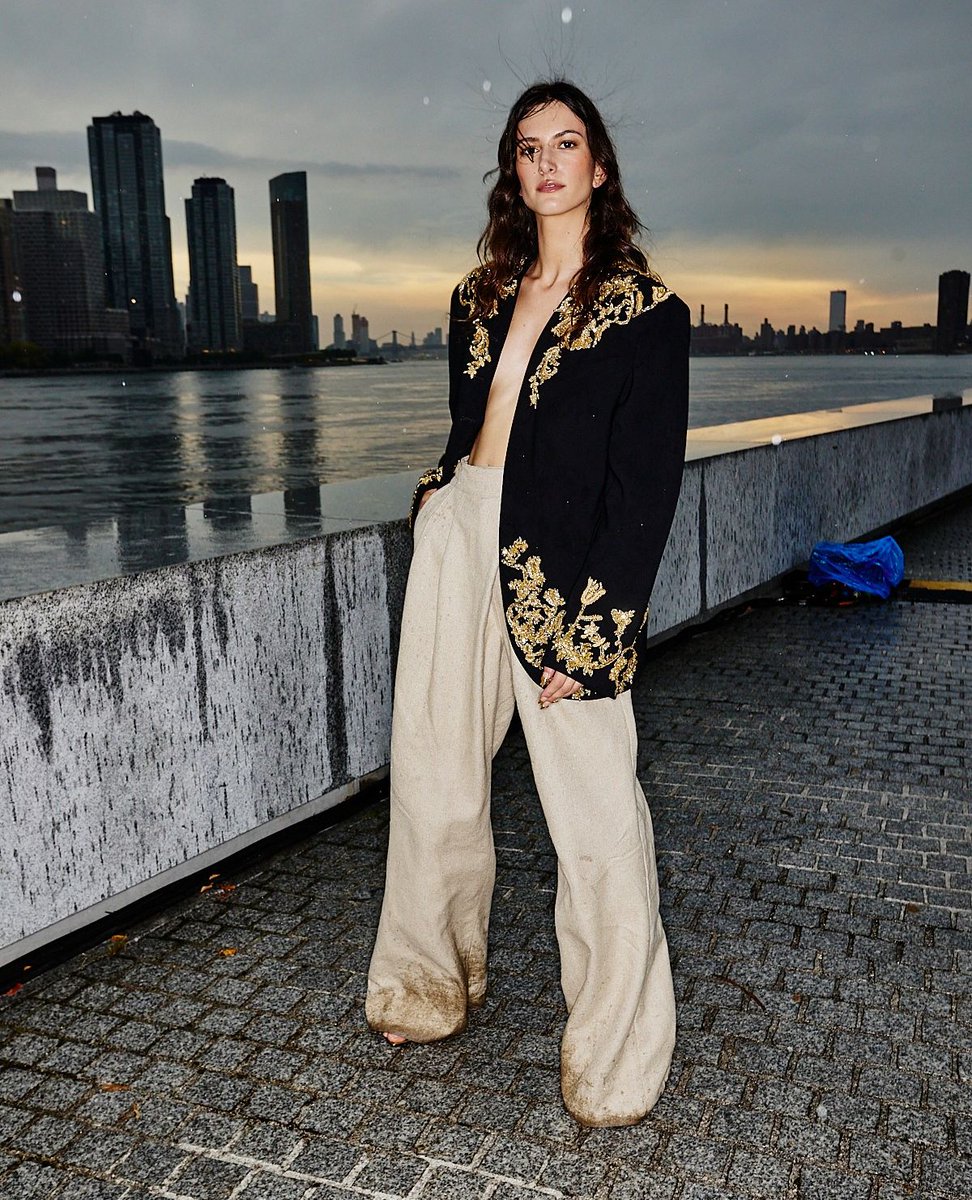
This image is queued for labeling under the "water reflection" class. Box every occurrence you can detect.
[2,357,971,537]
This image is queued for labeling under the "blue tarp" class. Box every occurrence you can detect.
[807,536,905,599]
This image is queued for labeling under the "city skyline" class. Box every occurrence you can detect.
[2,1,971,336]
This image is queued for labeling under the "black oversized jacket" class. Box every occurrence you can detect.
[411,265,690,700]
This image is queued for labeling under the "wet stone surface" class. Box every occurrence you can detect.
[1,499,971,1198]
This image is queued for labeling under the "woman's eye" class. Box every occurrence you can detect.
[559,140,576,149]
[518,145,537,160]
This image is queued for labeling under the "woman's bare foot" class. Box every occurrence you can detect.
[381,1031,407,1046]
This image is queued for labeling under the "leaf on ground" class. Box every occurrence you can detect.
[107,935,129,956]
[99,1082,130,1092]
[2,983,23,998]
[218,947,238,957]
[209,882,237,900]
[119,1100,141,1122]
[904,902,922,914]
[713,973,766,1010]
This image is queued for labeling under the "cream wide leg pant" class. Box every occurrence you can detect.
[365,457,676,1126]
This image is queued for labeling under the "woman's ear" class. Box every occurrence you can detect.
[593,164,607,188]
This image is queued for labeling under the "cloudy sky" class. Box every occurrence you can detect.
[3,0,970,339]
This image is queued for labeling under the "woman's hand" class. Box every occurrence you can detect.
[418,488,437,510]
[539,668,582,707]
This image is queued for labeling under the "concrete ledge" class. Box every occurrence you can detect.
[3,395,972,964]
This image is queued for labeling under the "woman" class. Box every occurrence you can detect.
[366,79,689,1128]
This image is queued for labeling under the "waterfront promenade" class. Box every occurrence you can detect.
[1,498,970,1199]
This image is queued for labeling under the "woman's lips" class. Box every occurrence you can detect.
[537,182,564,192]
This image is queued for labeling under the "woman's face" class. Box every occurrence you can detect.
[515,99,606,220]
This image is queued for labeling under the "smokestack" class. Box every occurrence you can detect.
[724,303,729,326]
[700,303,705,325]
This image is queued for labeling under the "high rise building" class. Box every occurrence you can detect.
[332,312,345,348]
[185,177,241,353]
[269,171,314,352]
[87,111,182,358]
[10,167,128,357]
[0,199,26,345]
[238,265,259,322]
[936,269,970,354]
[828,290,847,333]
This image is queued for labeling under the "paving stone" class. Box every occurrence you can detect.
[244,1046,306,1082]
[112,1140,192,1185]
[231,1170,312,1199]
[286,1133,363,1180]
[169,1151,254,1198]
[415,1164,490,1198]
[57,1178,133,1199]
[244,1083,309,1124]
[725,1148,792,1196]
[920,1150,972,1200]
[59,1126,137,1172]
[124,1096,195,1138]
[539,1148,607,1195]
[177,1110,247,1150]
[344,1065,408,1106]
[353,1150,429,1196]
[775,1115,840,1165]
[478,1134,547,1184]
[679,1186,739,1200]
[0,1160,70,1198]
[15,1112,85,1155]
[415,1119,486,1165]
[606,1162,679,1198]
[354,1107,429,1154]
[797,1164,872,1200]
[295,1095,370,1138]
[665,1132,730,1182]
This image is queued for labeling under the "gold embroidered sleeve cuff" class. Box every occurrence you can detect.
[410,465,444,528]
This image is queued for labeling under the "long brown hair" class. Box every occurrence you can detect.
[472,80,657,327]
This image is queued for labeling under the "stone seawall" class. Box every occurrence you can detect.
[3,397,971,964]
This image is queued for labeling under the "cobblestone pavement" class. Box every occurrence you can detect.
[2,499,971,1200]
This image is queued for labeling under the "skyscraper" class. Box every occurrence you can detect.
[238,265,259,322]
[269,171,314,352]
[87,111,182,358]
[0,199,26,346]
[332,312,345,348]
[936,270,970,354]
[10,167,128,357]
[185,177,241,352]
[828,290,847,333]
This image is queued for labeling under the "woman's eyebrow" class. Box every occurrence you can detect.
[517,128,586,143]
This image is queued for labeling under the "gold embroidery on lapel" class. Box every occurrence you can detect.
[528,345,562,408]
[501,536,649,696]
[526,274,671,407]
[458,269,518,380]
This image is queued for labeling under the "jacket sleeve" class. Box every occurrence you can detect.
[541,294,690,697]
[408,282,470,527]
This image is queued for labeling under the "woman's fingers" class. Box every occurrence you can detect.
[539,669,582,706]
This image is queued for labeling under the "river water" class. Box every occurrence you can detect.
[1,355,970,535]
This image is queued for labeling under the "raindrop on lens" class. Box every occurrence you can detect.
[482,79,492,93]
[422,95,430,106]
[561,6,572,21]
[771,434,783,446]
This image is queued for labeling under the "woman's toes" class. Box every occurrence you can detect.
[382,1031,407,1046]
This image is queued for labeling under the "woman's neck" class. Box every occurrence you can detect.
[528,212,587,294]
